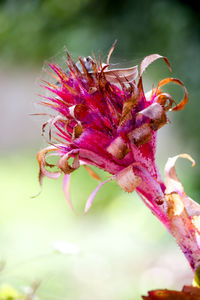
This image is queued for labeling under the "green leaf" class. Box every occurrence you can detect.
[193,265,200,288]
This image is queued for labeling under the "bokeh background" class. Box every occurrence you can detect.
[0,0,200,299]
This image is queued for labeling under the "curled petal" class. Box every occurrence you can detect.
[157,77,188,111]
[57,152,80,174]
[37,146,62,185]
[154,92,176,111]
[139,54,172,79]
[165,153,195,195]
[165,153,200,220]
[138,54,172,94]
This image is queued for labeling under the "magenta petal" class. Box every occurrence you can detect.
[78,148,124,174]
[63,174,74,212]
[84,178,112,213]
[74,128,111,153]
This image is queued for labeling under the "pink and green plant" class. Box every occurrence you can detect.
[36,43,200,298]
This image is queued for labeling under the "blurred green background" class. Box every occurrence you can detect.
[0,0,199,299]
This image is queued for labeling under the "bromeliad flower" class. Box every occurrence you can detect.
[37,45,186,212]
[37,43,200,272]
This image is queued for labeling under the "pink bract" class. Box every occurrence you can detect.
[36,45,200,271]
[37,47,187,215]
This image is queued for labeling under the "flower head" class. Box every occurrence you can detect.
[36,44,200,272]
[37,44,188,216]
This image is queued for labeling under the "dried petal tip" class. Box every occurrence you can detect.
[139,54,172,78]
[115,165,142,193]
[157,77,189,111]
[165,153,195,195]
[106,136,129,159]
[128,123,152,146]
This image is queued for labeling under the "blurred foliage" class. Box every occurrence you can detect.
[0,282,40,300]
[1,0,200,66]
[0,284,21,300]
[0,152,194,300]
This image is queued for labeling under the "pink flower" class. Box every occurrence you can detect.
[37,45,188,215]
[36,44,200,271]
